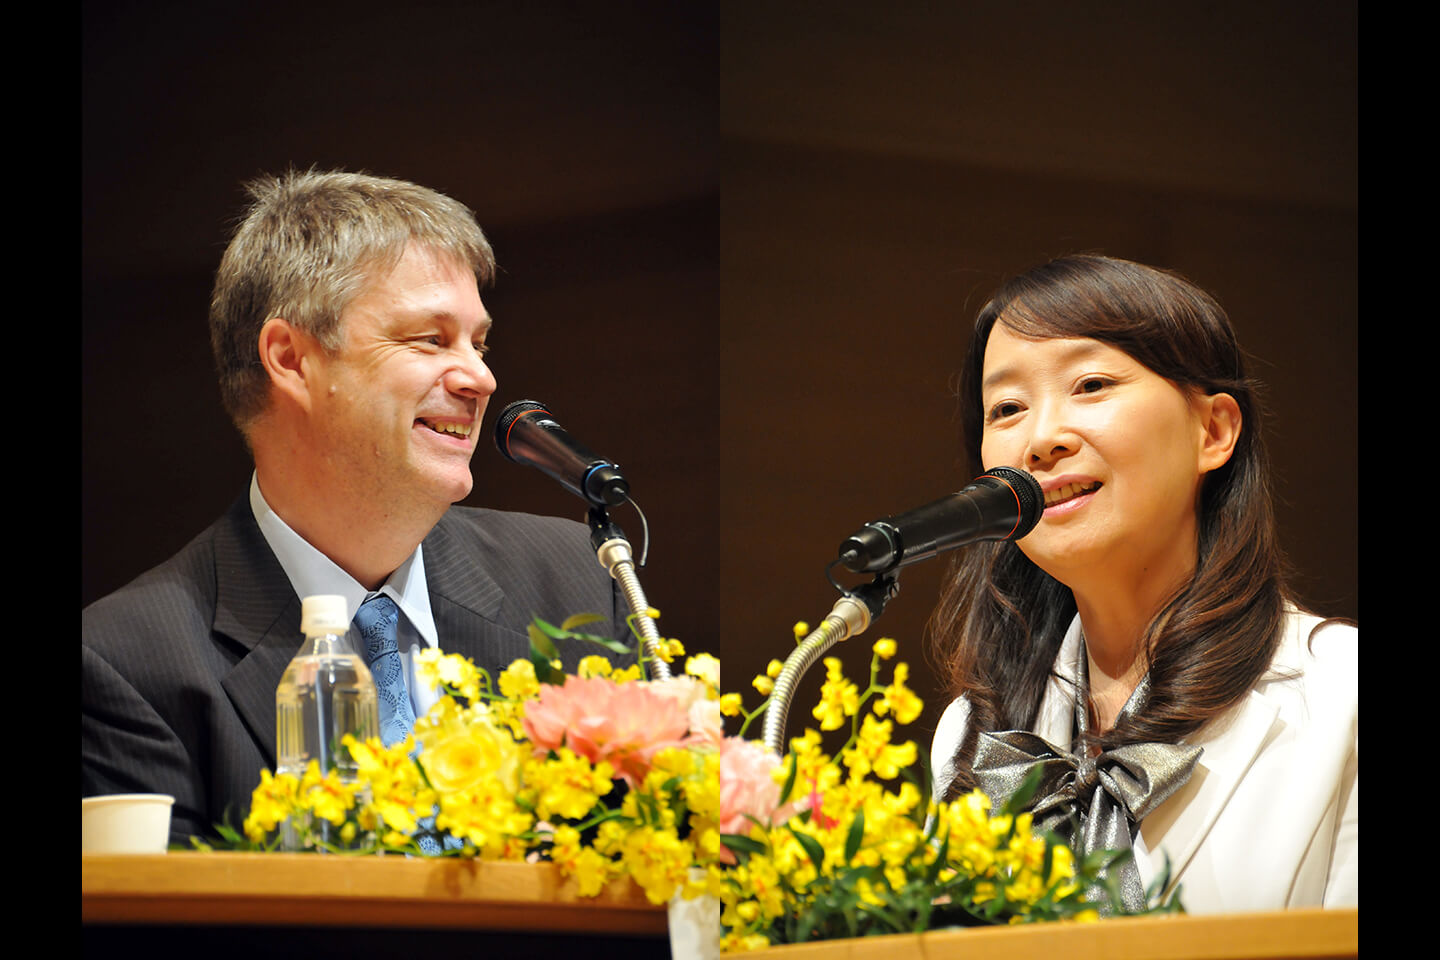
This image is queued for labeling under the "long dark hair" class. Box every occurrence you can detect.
[929,255,1291,798]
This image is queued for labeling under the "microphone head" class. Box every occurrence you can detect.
[493,399,550,462]
[836,465,1045,574]
[492,399,631,506]
[979,465,1044,541]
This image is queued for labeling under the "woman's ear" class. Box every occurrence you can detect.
[1197,391,1242,475]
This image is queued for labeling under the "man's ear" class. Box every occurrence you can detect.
[257,317,319,413]
[1197,391,1242,475]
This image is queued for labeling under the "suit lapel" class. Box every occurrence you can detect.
[420,513,534,671]
[211,496,303,771]
[423,514,505,625]
[1035,617,1285,902]
[1139,689,1282,900]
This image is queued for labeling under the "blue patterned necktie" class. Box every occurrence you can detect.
[353,592,460,856]
[354,594,415,748]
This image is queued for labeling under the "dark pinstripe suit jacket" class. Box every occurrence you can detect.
[82,494,628,844]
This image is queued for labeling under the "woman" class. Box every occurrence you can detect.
[927,255,1356,915]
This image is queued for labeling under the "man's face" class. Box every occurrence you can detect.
[303,243,496,519]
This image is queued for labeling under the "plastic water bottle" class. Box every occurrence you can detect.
[275,594,380,850]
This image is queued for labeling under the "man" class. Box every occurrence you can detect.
[83,169,629,844]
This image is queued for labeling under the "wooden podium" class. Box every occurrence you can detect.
[82,851,671,957]
[82,852,1357,958]
[762,907,1358,959]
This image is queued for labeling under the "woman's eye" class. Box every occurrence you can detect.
[987,401,1021,422]
[1078,377,1109,394]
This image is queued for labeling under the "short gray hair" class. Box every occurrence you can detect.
[209,168,495,432]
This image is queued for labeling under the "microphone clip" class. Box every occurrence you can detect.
[825,558,902,625]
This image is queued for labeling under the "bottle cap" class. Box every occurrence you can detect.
[300,594,349,636]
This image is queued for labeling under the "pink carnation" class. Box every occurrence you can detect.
[719,736,803,863]
[521,675,691,785]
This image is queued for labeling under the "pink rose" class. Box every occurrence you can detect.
[522,675,691,785]
[719,736,803,863]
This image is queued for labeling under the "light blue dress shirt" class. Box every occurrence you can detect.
[248,472,444,719]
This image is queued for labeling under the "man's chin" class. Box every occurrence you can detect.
[441,476,475,506]
[410,470,474,510]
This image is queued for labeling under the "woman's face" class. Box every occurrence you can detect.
[978,324,1233,593]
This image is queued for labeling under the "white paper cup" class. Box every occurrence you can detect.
[82,794,175,854]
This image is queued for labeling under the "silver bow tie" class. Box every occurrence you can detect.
[970,668,1202,912]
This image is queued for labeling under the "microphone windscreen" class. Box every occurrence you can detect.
[493,400,550,462]
[980,465,1045,540]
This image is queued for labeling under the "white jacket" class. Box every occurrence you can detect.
[929,606,1357,914]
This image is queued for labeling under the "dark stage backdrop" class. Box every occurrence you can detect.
[84,2,1356,757]
[715,1,1357,753]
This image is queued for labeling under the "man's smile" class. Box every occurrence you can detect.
[417,418,474,438]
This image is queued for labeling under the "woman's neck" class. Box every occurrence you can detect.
[1073,555,1193,733]
[1081,624,1149,734]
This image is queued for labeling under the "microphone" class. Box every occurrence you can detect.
[493,400,630,506]
[837,466,1044,573]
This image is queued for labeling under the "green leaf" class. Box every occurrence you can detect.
[921,802,941,844]
[579,632,636,656]
[1081,845,1130,874]
[1145,850,1174,903]
[1158,882,1187,914]
[777,749,800,806]
[560,612,607,631]
[415,755,438,791]
[720,833,767,858]
[844,806,865,863]
[795,907,817,944]
[528,622,560,661]
[214,821,245,845]
[533,614,634,657]
[925,831,950,884]
[860,899,909,936]
[790,826,826,873]
[527,623,565,685]
[907,747,934,826]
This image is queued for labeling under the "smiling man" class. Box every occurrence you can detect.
[82,170,627,844]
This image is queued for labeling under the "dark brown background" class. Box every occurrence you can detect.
[83,1,1356,752]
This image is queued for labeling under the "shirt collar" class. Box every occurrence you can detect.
[248,472,438,647]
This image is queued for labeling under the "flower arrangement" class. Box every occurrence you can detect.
[215,613,721,908]
[714,626,1182,951]
[214,612,1181,952]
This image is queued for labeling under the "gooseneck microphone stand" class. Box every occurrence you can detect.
[760,566,900,754]
[587,505,672,680]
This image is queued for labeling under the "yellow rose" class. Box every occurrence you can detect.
[422,722,524,795]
